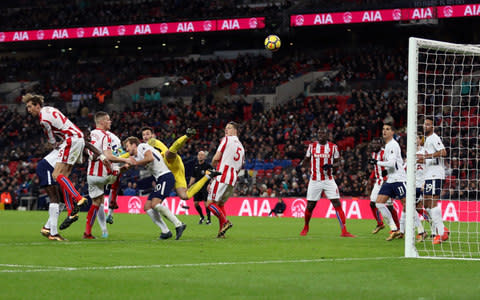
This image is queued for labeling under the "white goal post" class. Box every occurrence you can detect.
[406,37,480,259]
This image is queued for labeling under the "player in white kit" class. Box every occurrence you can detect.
[37,149,65,241]
[413,135,429,242]
[416,118,448,244]
[23,93,90,229]
[207,121,245,238]
[124,136,187,240]
[369,123,406,241]
[83,112,129,239]
[299,128,355,238]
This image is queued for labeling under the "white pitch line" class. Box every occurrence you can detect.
[0,257,402,273]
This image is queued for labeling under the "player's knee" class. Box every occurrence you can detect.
[330,199,341,207]
[144,202,152,211]
[93,196,103,205]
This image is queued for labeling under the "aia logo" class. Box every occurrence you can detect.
[203,21,213,31]
[76,28,85,38]
[343,12,353,23]
[248,17,258,28]
[36,30,45,40]
[443,6,453,17]
[128,196,142,214]
[295,15,304,26]
[160,23,168,34]
[117,25,126,36]
[392,9,401,21]
[291,198,306,218]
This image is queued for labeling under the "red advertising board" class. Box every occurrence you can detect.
[0,17,265,43]
[290,3,480,27]
[107,196,479,222]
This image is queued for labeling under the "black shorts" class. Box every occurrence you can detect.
[193,190,208,202]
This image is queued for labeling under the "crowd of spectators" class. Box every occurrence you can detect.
[0,52,317,106]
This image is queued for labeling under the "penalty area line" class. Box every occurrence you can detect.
[0,256,402,273]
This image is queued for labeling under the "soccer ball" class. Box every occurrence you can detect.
[264,35,281,52]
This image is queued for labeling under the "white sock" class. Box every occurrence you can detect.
[426,208,436,235]
[430,206,444,236]
[49,203,59,236]
[376,203,397,231]
[415,213,424,234]
[154,203,182,227]
[146,208,170,233]
[97,204,108,234]
[399,212,405,234]
[108,208,114,217]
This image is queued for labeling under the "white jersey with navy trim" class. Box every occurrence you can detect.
[134,143,170,178]
[424,133,445,180]
[378,138,406,183]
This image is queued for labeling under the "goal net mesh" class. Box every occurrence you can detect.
[408,38,480,259]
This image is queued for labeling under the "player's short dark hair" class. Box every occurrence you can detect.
[424,117,434,123]
[22,93,44,106]
[227,121,240,130]
[383,122,395,131]
[94,111,109,124]
[123,136,140,147]
[141,126,154,134]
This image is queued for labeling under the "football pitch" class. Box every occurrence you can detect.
[1,210,479,300]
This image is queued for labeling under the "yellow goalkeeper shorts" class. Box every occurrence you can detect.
[163,154,187,189]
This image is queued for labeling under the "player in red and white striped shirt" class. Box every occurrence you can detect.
[207,121,245,238]
[23,94,89,229]
[366,139,398,234]
[299,128,355,237]
[84,112,129,239]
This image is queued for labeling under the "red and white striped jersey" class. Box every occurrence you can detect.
[87,129,111,177]
[39,106,83,144]
[215,135,245,186]
[306,141,339,181]
[371,149,388,185]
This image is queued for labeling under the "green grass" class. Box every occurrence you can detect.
[1,210,480,300]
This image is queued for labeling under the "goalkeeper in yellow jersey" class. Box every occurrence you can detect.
[139,126,221,201]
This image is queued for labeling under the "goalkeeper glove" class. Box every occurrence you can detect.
[186,128,197,138]
[322,164,333,171]
[368,158,377,165]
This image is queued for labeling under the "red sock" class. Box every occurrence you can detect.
[109,176,120,208]
[304,209,312,227]
[208,203,227,226]
[85,204,99,235]
[388,205,400,229]
[62,189,74,216]
[219,204,227,217]
[334,206,347,233]
[56,174,82,202]
[370,202,383,226]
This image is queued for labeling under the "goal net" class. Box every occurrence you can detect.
[406,37,480,259]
